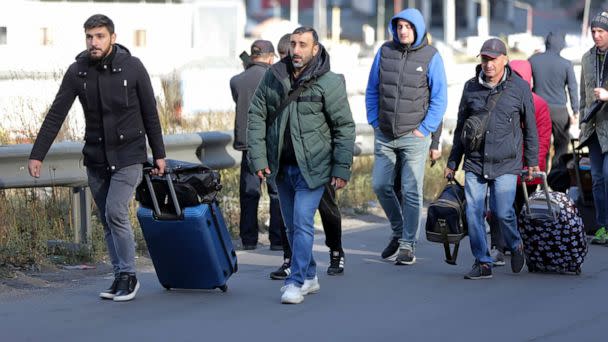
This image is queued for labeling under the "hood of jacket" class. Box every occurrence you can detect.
[271,42,331,88]
[545,31,565,53]
[75,43,132,66]
[390,8,426,49]
[509,59,532,89]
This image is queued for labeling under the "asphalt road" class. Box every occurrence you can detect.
[1,215,607,342]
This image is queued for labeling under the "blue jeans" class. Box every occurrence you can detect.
[276,165,324,286]
[372,128,431,249]
[87,164,143,275]
[465,172,521,264]
[588,134,608,227]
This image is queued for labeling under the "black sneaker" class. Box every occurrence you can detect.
[99,276,119,300]
[113,273,140,302]
[395,248,416,265]
[269,244,284,251]
[270,259,291,280]
[464,262,493,280]
[381,237,400,259]
[327,250,345,276]
[242,244,257,251]
[511,244,526,273]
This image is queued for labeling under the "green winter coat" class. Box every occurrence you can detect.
[247,47,355,189]
[580,47,608,152]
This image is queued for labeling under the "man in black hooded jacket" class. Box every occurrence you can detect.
[28,14,166,302]
[529,32,579,167]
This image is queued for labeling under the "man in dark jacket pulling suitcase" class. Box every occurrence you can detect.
[28,14,166,302]
[230,40,285,251]
[445,38,539,280]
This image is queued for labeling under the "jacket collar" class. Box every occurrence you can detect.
[76,43,131,76]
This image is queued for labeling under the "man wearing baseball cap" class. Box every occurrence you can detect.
[445,37,540,279]
[230,39,285,251]
[579,11,608,244]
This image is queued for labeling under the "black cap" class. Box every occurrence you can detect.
[250,40,275,56]
[479,38,507,58]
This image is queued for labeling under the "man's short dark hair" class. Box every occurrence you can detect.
[277,33,291,57]
[84,14,115,35]
[292,26,318,45]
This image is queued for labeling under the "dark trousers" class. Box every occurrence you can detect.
[489,183,537,252]
[280,183,343,259]
[239,151,283,246]
[549,105,571,168]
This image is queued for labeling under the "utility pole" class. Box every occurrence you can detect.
[377,0,386,42]
[443,0,455,46]
[314,0,327,40]
[582,0,591,40]
[395,0,402,14]
[290,0,299,24]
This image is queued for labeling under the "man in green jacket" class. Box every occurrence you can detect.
[247,26,355,304]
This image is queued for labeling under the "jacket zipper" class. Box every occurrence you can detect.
[83,81,89,107]
[394,50,409,133]
[123,79,129,107]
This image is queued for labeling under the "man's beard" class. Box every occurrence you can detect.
[89,47,110,61]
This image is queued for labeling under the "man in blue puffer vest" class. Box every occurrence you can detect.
[366,8,447,265]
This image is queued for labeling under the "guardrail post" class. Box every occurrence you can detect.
[71,186,91,245]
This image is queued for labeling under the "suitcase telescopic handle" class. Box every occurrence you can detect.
[143,167,182,220]
[521,171,556,221]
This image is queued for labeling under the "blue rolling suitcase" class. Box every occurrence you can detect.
[137,170,237,292]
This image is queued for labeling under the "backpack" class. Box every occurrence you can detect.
[135,159,222,215]
[425,178,467,265]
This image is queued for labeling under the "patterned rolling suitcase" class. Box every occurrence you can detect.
[518,172,587,275]
[137,170,237,291]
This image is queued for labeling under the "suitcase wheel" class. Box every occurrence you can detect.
[575,267,582,275]
[219,285,228,292]
[162,284,172,290]
[527,264,537,273]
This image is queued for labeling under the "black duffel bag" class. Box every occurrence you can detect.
[136,159,222,214]
[425,177,467,265]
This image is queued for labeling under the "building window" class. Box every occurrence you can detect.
[41,27,53,46]
[0,27,6,45]
[134,29,146,47]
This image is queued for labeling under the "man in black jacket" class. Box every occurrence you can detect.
[529,32,579,167]
[28,14,166,302]
[445,38,539,280]
[230,40,284,251]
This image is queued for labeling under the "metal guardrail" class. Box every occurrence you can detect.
[0,124,374,245]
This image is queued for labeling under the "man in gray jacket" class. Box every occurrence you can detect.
[230,40,284,251]
[529,32,579,167]
[579,12,608,244]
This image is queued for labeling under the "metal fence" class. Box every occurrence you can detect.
[0,124,374,246]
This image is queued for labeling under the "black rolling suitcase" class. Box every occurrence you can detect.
[518,172,587,275]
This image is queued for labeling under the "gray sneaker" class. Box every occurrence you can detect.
[395,248,416,265]
[490,247,506,266]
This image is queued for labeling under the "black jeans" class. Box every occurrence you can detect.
[239,151,283,246]
[280,183,343,259]
[549,105,571,168]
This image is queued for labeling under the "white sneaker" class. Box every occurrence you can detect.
[301,276,320,295]
[280,284,304,304]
